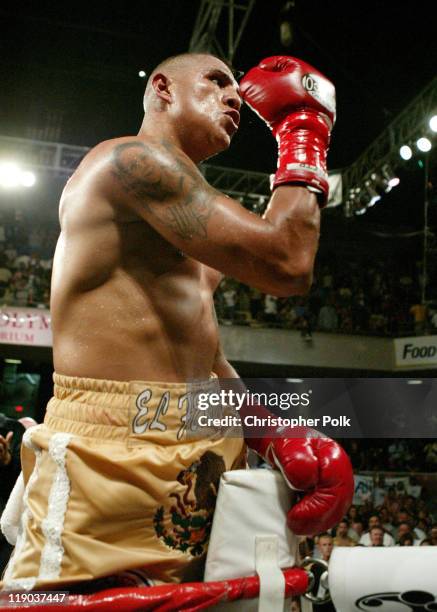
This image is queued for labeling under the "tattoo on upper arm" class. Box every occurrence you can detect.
[111,140,215,240]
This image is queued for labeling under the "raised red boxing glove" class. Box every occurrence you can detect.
[240,56,336,206]
[243,413,354,535]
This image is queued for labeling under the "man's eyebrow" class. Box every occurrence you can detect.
[205,67,234,81]
[205,68,242,98]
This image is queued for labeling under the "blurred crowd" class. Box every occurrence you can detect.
[0,211,56,309]
[0,208,436,338]
[298,477,437,610]
[343,439,437,473]
[215,256,437,337]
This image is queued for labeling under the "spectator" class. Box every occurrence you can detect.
[0,263,12,287]
[317,295,338,331]
[13,254,31,270]
[222,285,237,323]
[396,522,421,545]
[4,243,17,262]
[378,507,394,536]
[349,520,364,543]
[249,287,263,322]
[420,538,432,546]
[333,519,356,547]
[430,525,437,546]
[368,526,385,547]
[310,534,335,611]
[409,300,427,335]
[424,441,437,469]
[373,475,389,507]
[359,515,394,546]
[0,414,26,574]
[294,297,312,340]
[236,286,251,323]
[417,517,430,536]
[263,294,278,324]
[347,505,361,523]
[393,510,425,543]
[398,533,415,546]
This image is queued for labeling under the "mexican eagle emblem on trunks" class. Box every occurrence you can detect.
[153,451,226,556]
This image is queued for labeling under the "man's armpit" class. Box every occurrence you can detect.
[111,140,216,241]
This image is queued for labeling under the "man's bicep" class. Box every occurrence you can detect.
[109,138,268,268]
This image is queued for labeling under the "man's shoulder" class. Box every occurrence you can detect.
[91,136,193,166]
[66,137,179,209]
[89,136,201,192]
[76,136,172,173]
[84,136,160,164]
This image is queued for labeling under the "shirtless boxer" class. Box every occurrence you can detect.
[1,53,352,591]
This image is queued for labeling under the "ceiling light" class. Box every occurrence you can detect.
[417,137,432,152]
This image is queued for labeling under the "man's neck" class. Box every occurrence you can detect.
[137,116,205,165]
[138,118,180,148]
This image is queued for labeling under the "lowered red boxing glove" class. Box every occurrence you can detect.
[240,56,336,206]
[243,413,353,535]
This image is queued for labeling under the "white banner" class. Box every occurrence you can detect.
[394,335,437,367]
[0,307,52,347]
[353,474,373,505]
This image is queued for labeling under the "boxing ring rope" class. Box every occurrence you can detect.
[0,568,309,611]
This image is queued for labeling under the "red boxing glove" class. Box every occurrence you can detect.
[244,418,353,536]
[240,56,336,206]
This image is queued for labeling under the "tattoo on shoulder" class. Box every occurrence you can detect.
[111,140,215,240]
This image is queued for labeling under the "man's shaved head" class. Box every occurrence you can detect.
[143,53,236,110]
[147,53,224,84]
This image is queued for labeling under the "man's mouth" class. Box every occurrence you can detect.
[224,110,240,130]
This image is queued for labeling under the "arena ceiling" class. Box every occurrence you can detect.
[0,1,436,236]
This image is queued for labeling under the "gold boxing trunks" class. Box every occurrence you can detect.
[1,374,246,590]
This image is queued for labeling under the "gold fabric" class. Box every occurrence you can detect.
[1,373,246,590]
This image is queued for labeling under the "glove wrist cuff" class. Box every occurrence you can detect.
[272,110,331,207]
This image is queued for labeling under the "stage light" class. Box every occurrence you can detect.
[364,179,381,206]
[381,164,400,190]
[21,171,36,187]
[417,137,432,152]
[0,163,21,188]
[0,162,37,189]
[400,145,413,160]
[429,115,437,133]
[138,70,146,78]
[353,187,369,213]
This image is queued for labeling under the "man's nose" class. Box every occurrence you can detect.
[223,91,241,111]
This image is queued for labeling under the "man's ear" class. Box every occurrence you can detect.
[152,73,172,104]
